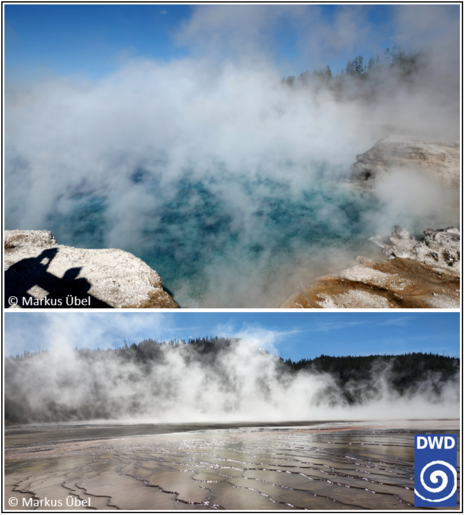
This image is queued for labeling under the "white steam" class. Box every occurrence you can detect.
[6,56,459,232]
[5,338,459,424]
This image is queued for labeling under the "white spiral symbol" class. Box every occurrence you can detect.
[415,461,457,503]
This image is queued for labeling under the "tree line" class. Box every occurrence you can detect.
[281,45,424,101]
[7,336,458,409]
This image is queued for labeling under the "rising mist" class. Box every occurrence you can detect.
[5,338,459,424]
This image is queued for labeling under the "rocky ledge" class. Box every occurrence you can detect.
[4,230,178,309]
[281,227,460,309]
[348,137,460,192]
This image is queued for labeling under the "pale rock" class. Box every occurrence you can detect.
[4,230,178,309]
[383,226,460,274]
[348,137,459,191]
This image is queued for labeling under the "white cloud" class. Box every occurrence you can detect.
[215,321,301,354]
[6,313,168,356]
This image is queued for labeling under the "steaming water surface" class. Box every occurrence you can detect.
[5,421,460,510]
[6,46,460,308]
[43,178,385,307]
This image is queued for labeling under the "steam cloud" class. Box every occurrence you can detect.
[5,338,459,424]
[5,5,460,306]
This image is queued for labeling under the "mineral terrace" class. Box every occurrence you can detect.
[282,227,460,309]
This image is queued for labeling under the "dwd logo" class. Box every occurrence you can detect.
[414,434,457,507]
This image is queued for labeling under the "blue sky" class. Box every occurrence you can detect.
[5,312,460,360]
[5,5,192,79]
[6,4,459,80]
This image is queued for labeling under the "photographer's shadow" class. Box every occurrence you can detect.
[5,248,112,308]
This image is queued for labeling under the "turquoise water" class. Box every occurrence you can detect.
[41,176,379,307]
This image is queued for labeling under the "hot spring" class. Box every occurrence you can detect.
[6,167,458,307]
[28,177,376,307]
[5,57,459,307]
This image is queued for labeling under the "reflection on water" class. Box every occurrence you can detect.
[5,423,460,511]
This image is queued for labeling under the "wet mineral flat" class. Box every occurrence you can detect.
[4,420,460,511]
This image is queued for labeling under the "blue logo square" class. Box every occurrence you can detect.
[414,434,457,507]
